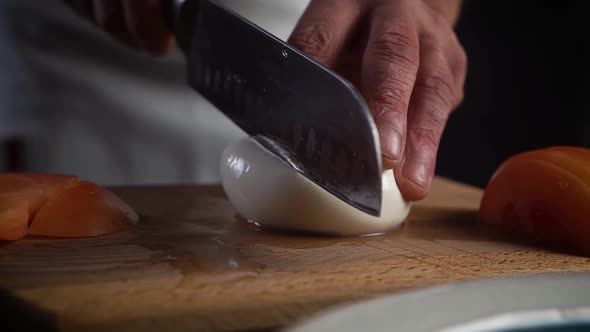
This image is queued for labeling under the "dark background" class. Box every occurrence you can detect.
[436,0,590,188]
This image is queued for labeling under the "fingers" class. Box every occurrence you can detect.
[446,33,467,101]
[288,0,363,67]
[361,2,420,167]
[419,7,467,104]
[396,8,467,200]
[122,0,174,55]
[398,34,460,200]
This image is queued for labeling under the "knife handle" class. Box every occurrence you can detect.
[164,0,201,52]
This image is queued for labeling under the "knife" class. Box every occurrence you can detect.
[167,0,383,216]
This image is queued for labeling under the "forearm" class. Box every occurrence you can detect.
[424,0,463,26]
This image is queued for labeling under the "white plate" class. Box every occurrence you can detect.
[285,272,590,332]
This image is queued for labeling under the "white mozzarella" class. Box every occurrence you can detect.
[220,137,411,236]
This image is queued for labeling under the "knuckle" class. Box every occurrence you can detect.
[417,74,452,106]
[415,60,456,110]
[412,93,450,144]
[455,44,468,71]
[368,26,421,120]
[409,126,441,151]
[454,83,465,107]
[453,47,468,106]
[429,10,448,29]
[424,5,453,35]
[290,22,334,64]
[420,31,441,49]
[373,104,406,127]
[372,23,419,69]
[372,82,411,120]
[448,33,468,68]
[424,106,449,133]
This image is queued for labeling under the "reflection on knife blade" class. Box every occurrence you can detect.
[171,0,383,216]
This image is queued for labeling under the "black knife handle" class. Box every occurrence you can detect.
[164,0,201,52]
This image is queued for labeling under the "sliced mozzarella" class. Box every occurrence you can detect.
[220,137,411,236]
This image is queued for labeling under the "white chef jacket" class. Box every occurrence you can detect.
[0,0,309,185]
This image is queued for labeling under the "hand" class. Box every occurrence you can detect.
[289,0,467,201]
[65,0,174,55]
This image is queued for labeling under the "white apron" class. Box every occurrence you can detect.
[0,0,309,185]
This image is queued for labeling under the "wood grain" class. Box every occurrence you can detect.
[0,177,589,332]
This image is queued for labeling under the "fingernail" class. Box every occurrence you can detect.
[402,159,429,188]
[378,126,402,162]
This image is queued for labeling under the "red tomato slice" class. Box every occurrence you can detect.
[0,173,78,219]
[29,181,139,237]
[0,194,31,241]
[480,147,590,256]
[502,149,590,189]
[547,146,590,162]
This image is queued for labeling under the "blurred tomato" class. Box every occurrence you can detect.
[0,174,138,241]
[479,146,590,256]
[29,181,138,238]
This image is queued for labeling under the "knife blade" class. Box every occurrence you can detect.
[168,0,383,216]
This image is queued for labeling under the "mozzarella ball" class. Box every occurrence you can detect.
[220,137,411,236]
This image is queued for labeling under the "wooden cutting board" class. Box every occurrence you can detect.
[1,177,589,332]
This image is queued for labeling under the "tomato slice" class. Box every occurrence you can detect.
[547,146,590,163]
[0,194,30,241]
[508,149,590,189]
[0,173,78,219]
[480,147,590,256]
[29,181,139,237]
